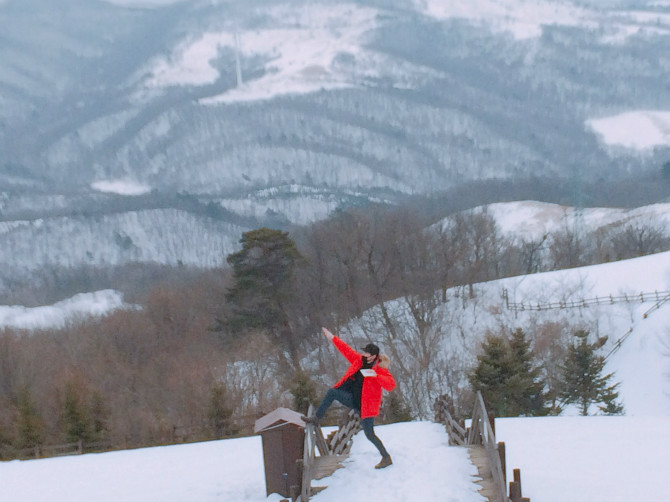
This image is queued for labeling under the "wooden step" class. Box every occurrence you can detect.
[312,454,347,480]
[467,445,499,502]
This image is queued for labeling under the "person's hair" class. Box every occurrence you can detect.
[378,354,390,369]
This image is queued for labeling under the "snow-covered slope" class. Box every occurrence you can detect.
[1,415,668,502]
[341,246,670,417]
[483,200,670,241]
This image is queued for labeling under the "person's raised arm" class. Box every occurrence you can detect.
[322,327,360,364]
[322,327,335,341]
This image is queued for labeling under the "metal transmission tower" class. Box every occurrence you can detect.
[234,32,243,87]
[572,164,585,249]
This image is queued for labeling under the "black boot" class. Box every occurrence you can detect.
[301,415,320,425]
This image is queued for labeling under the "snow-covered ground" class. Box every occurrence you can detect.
[1,416,668,501]
[484,200,670,241]
[497,416,670,502]
[91,179,152,196]
[0,290,127,330]
[1,422,486,502]
[586,110,670,150]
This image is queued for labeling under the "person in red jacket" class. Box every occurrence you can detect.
[303,327,396,469]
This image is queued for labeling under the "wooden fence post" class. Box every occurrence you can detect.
[514,468,522,495]
[508,468,528,502]
[498,442,506,486]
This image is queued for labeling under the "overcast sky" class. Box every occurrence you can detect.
[102,0,186,7]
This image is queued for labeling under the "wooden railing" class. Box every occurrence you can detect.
[435,392,530,502]
[502,288,670,313]
[1,439,112,461]
[434,397,467,446]
[469,391,508,502]
[298,406,360,502]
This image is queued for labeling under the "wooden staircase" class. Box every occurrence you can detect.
[297,407,362,502]
[435,392,530,502]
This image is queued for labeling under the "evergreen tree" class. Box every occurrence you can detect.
[470,333,510,416]
[382,392,414,423]
[88,391,109,442]
[208,383,233,438]
[289,371,318,415]
[469,329,548,417]
[62,382,91,443]
[507,328,549,416]
[15,387,42,449]
[560,330,624,415]
[225,228,304,366]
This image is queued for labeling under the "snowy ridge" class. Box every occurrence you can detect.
[0,290,127,330]
[586,110,670,150]
[149,3,381,103]
[482,200,670,241]
[0,208,244,277]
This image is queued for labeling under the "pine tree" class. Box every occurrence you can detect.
[506,328,549,416]
[62,382,91,444]
[88,391,109,442]
[224,228,304,366]
[382,392,414,423]
[560,330,624,415]
[289,371,317,415]
[469,329,548,417]
[470,333,510,416]
[15,387,42,449]
[208,383,233,438]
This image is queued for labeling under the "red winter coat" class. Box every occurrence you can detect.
[331,336,396,419]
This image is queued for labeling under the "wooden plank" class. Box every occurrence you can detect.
[313,454,347,479]
[313,425,330,456]
[468,445,500,502]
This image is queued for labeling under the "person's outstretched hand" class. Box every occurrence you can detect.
[322,327,335,341]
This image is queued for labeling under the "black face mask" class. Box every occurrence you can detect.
[361,355,376,369]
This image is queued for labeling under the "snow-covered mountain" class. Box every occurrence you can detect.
[1,0,670,285]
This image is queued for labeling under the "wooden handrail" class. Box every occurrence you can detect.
[469,392,508,502]
[502,288,670,312]
[434,391,531,502]
[298,405,357,502]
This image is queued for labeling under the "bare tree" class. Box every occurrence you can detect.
[441,209,506,298]
[548,218,586,270]
[610,218,670,260]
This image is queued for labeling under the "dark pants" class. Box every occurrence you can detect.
[315,387,390,458]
